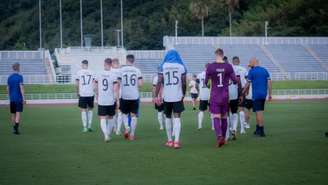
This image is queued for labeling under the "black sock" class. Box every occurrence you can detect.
[14,123,19,130]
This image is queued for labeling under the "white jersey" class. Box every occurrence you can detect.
[152,75,158,86]
[229,65,239,100]
[160,62,186,102]
[76,69,95,97]
[245,70,252,100]
[120,65,142,100]
[96,70,118,106]
[196,71,210,101]
[189,80,198,94]
[111,67,122,81]
[234,65,247,88]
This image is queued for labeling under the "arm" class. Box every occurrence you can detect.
[20,84,25,103]
[195,79,200,92]
[268,79,272,101]
[181,74,187,98]
[113,82,120,108]
[155,74,164,104]
[75,80,80,97]
[94,80,98,102]
[138,78,144,87]
[243,81,250,96]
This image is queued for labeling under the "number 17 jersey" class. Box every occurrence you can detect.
[160,62,186,102]
[76,69,95,97]
[205,62,236,105]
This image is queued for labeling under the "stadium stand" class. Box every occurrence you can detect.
[0,51,55,84]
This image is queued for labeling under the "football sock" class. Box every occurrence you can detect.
[100,118,108,137]
[226,116,230,139]
[107,118,115,138]
[13,122,19,132]
[239,111,246,132]
[87,110,93,129]
[123,114,130,132]
[221,118,228,139]
[130,117,138,137]
[157,112,164,129]
[165,117,173,142]
[213,118,221,140]
[116,112,123,134]
[81,111,87,129]
[211,115,215,130]
[231,113,238,131]
[198,111,204,129]
[173,118,181,143]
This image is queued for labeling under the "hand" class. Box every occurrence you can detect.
[239,96,244,104]
[23,99,27,105]
[268,95,272,101]
[181,96,185,102]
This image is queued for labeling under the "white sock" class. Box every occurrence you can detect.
[107,118,115,138]
[157,112,164,129]
[100,118,108,137]
[173,118,181,143]
[81,111,87,129]
[239,111,246,133]
[198,111,204,129]
[116,112,123,134]
[230,113,238,131]
[112,114,117,132]
[226,116,230,140]
[87,110,93,129]
[211,114,214,130]
[165,117,173,141]
[123,114,130,132]
[130,116,138,137]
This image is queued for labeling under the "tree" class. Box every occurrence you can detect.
[189,0,209,36]
[226,0,239,36]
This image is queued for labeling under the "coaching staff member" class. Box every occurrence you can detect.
[7,63,25,135]
[243,58,272,137]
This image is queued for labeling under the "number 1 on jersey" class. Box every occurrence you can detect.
[217,73,223,87]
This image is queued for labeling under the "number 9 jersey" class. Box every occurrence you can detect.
[160,62,187,102]
[76,69,96,97]
[96,70,118,106]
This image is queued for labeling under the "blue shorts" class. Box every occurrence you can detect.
[10,101,23,113]
[253,99,266,112]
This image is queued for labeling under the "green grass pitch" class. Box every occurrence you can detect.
[0,102,328,185]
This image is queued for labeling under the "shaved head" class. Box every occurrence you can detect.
[248,57,259,67]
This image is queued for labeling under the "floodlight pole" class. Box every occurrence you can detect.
[175,20,178,45]
[120,0,124,48]
[100,0,104,48]
[39,0,42,49]
[80,0,83,48]
[59,0,63,48]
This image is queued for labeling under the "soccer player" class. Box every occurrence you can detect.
[95,58,120,142]
[189,74,198,110]
[243,67,253,129]
[155,49,187,149]
[196,64,210,130]
[111,58,123,135]
[205,48,237,148]
[119,54,143,140]
[152,74,164,130]
[75,60,96,132]
[7,63,25,135]
[243,58,272,137]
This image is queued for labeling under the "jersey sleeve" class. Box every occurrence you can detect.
[75,71,80,81]
[181,64,187,75]
[137,68,143,80]
[229,64,238,84]
[19,75,24,85]
[265,68,271,80]
[247,69,254,82]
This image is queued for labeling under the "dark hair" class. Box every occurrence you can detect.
[104,58,112,65]
[223,56,228,63]
[12,63,20,71]
[82,60,88,65]
[232,56,239,61]
[126,54,135,63]
[215,48,224,56]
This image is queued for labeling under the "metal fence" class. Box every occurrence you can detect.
[1,89,327,101]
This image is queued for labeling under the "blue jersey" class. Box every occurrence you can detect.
[7,73,24,102]
[247,66,270,100]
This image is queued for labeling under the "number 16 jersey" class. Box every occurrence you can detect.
[160,62,187,102]
[120,65,142,100]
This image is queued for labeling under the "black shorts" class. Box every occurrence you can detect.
[155,103,164,112]
[191,93,198,99]
[163,101,185,118]
[199,100,209,111]
[243,99,253,110]
[78,96,94,109]
[229,99,239,114]
[253,99,266,112]
[10,101,23,113]
[98,105,116,116]
[119,99,139,114]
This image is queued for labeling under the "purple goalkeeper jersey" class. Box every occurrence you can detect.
[205,62,237,105]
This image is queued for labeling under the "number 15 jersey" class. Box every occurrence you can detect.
[160,62,187,102]
[76,69,96,97]
[205,62,237,105]
[120,65,142,100]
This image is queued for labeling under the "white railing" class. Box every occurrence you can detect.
[56,47,127,55]
[0,89,327,101]
[270,72,328,81]
[128,50,165,59]
[0,75,51,84]
[0,50,43,60]
[163,36,328,47]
